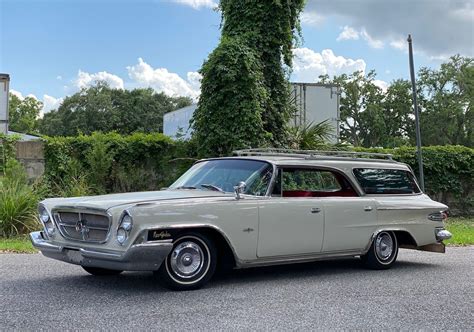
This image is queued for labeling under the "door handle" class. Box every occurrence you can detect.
[311,207,321,214]
[364,206,373,212]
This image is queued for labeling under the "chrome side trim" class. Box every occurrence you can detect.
[237,249,363,268]
[377,206,435,210]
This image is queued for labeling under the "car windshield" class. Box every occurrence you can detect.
[169,159,273,196]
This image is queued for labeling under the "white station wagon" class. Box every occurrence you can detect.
[30,149,452,290]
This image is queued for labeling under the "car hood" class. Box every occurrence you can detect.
[41,189,232,211]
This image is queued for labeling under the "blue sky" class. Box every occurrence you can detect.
[1,0,472,114]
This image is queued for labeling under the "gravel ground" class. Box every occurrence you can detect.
[0,247,473,330]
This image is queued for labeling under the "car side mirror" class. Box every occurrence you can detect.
[234,181,246,200]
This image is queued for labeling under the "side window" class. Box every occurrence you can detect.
[353,168,421,194]
[271,168,357,198]
[282,169,341,192]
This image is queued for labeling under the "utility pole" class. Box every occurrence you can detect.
[407,34,425,191]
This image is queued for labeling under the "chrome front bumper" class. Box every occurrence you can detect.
[30,231,173,271]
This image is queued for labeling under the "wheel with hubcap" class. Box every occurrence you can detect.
[157,233,217,291]
[82,266,123,276]
[361,231,398,269]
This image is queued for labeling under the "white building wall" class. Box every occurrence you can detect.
[0,74,10,135]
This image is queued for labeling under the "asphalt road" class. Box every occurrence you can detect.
[1,247,473,330]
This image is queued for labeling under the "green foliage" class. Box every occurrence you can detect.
[445,218,474,246]
[321,55,473,148]
[193,0,306,156]
[0,236,37,253]
[41,132,472,215]
[0,160,41,238]
[43,132,195,195]
[192,37,268,156]
[8,93,43,134]
[0,133,21,175]
[418,55,473,146]
[38,82,192,136]
[356,145,473,215]
[85,138,115,193]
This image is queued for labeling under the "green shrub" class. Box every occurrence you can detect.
[0,160,40,237]
[43,132,196,195]
[42,133,472,215]
[0,134,21,175]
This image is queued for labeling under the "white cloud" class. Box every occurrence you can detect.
[56,75,62,80]
[373,79,389,92]
[9,89,62,117]
[127,58,201,100]
[336,26,383,49]
[301,12,325,26]
[337,26,359,41]
[41,94,63,116]
[360,29,383,49]
[303,0,474,58]
[74,70,124,90]
[10,89,24,99]
[171,0,217,9]
[10,89,38,100]
[390,38,406,51]
[292,48,366,82]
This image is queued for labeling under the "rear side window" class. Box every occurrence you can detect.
[353,168,421,195]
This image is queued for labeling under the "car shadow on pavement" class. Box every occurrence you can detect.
[210,257,439,287]
[16,257,439,295]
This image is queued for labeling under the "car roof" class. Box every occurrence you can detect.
[203,156,411,171]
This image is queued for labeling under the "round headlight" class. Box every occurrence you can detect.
[121,215,133,231]
[45,222,55,236]
[40,208,50,223]
[117,228,127,244]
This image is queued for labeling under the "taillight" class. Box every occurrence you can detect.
[428,211,448,222]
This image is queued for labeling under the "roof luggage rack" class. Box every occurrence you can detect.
[233,148,395,163]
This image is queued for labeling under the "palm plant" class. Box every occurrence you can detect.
[288,120,335,150]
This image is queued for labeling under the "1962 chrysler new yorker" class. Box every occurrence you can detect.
[30,149,452,290]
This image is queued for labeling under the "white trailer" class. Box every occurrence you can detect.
[290,83,340,143]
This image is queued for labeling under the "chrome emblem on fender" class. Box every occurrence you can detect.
[152,230,171,239]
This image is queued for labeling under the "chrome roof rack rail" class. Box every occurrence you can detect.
[233,148,395,162]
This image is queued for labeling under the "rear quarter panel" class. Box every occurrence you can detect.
[373,194,448,246]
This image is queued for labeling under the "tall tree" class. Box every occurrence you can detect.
[39,82,192,136]
[418,55,473,147]
[321,72,413,148]
[8,93,43,134]
[192,0,305,156]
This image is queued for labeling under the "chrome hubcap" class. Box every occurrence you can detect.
[170,241,204,279]
[375,233,394,261]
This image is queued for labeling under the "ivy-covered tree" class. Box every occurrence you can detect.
[192,0,305,156]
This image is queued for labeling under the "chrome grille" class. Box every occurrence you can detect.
[53,210,111,243]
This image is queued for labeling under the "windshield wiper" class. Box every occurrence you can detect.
[200,184,225,193]
[175,186,197,190]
